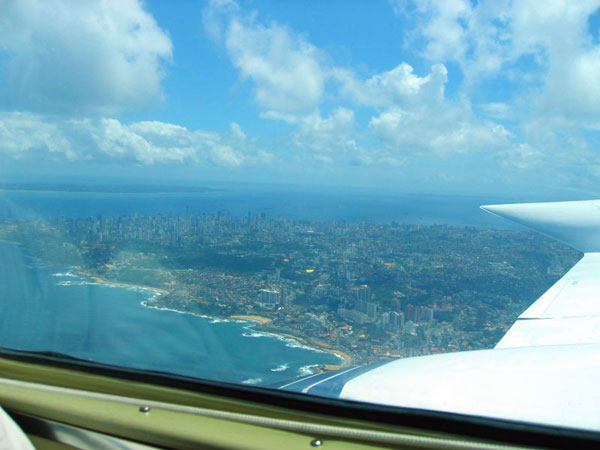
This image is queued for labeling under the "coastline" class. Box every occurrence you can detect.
[77,268,353,368]
[281,333,353,366]
[80,271,170,296]
[229,314,272,325]
[328,349,353,366]
[228,316,352,366]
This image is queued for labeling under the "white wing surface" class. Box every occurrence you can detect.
[481,200,600,349]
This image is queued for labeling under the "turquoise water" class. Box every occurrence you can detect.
[0,187,518,385]
[0,240,340,385]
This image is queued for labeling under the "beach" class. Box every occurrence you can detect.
[229,315,352,366]
[79,271,352,368]
[281,333,353,366]
[83,272,170,296]
[229,314,272,325]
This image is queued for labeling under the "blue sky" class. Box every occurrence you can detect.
[2,0,600,198]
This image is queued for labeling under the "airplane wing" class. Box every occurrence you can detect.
[494,252,600,348]
[482,201,600,349]
[280,199,600,432]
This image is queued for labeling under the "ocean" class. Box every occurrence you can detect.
[0,184,517,227]
[0,185,518,385]
[0,240,340,385]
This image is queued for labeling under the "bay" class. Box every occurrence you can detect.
[0,185,520,386]
[0,241,340,385]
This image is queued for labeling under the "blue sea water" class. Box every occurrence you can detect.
[0,184,517,227]
[0,185,518,385]
[0,240,339,385]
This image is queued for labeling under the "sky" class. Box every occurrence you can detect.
[2,0,600,197]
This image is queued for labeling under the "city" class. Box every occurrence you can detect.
[0,211,581,367]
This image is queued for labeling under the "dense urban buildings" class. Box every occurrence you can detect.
[0,211,580,366]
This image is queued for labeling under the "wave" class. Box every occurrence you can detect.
[52,271,78,278]
[240,325,328,355]
[331,353,346,363]
[141,301,219,322]
[102,284,155,294]
[242,331,272,338]
[241,377,263,385]
[56,278,159,299]
[297,364,320,376]
[270,364,289,372]
[56,280,99,287]
[141,303,340,362]
[209,317,232,324]
[284,340,327,354]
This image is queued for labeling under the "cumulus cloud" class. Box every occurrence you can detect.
[379,0,600,185]
[0,112,76,160]
[369,102,511,156]
[335,63,448,108]
[292,108,356,155]
[204,1,506,162]
[0,0,172,115]
[204,1,327,115]
[393,0,514,78]
[397,0,600,119]
[0,113,253,167]
[496,143,545,169]
[335,59,510,157]
[225,18,325,113]
[198,0,600,182]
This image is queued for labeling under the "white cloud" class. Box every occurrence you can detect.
[0,112,76,160]
[0,113,251,167]
[0,0,172,115]
[205,1,498,163]
[418,0,474,63]
[281,108,406,167]
[381,0,600,188]
[479,102,511,119]
[393,0,514,79]
[229,121,246,140]
[203,1,326,114]
[335,63,447,108]
[202,0,240,42]
[198,0,600,184]
[397,0,600,119]
[224,17,326,113]
[293,108,355,151]
[369,101,511,156]
[335,59,510,157]
[497,143,544,169]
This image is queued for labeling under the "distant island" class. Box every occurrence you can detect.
[0,182,221,194]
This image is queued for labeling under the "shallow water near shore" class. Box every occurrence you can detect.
[0,240,341,385]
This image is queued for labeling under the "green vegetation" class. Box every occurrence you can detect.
[0,213,581,364]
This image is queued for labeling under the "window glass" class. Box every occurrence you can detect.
[0,0,593,431]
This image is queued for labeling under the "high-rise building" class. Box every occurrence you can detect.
[420,306,434,322]
[354,298,368,314]
[406,304,416,321]
[367,302,378,319]
[358,285,370,302]
[280,288,291,306]
[389,311,404,331]
[260,289,279,304]
[380,312,390,327]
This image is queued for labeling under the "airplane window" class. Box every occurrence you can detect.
[1,0,598,436]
